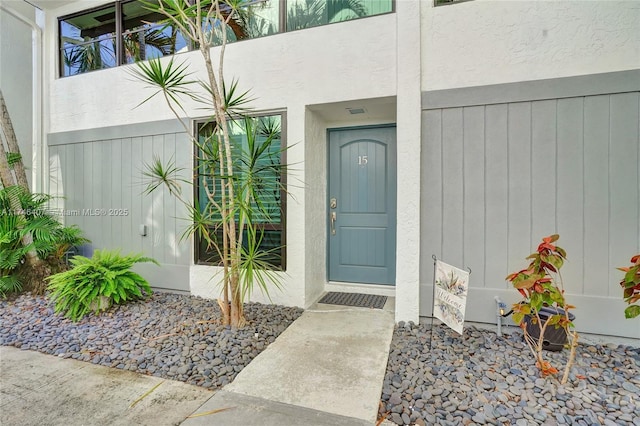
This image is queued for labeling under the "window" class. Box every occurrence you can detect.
[60,1,188,77]
[195,113,286,269]
[59,0,394,77]
[121,1,190,64]
[286,0,393,31]
[60,4,118,76]
[223,0,280,42]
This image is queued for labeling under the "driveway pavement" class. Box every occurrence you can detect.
[0,345,212,426]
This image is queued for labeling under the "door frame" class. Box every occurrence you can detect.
[326,123,397,285]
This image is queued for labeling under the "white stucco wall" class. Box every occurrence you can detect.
[0,1,37,188]
[43,3,398,308]
[45,10,396,133]
[303,108,328,307]
[422,0,640,91]
[394,0,422,323]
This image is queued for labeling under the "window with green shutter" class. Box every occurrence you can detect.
[195,112,286,269]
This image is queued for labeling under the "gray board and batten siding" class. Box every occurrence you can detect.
[420,70,640,339]
[48,120,192,292]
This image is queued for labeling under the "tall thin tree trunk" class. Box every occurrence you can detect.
[0,131,39,264]
[0,90,30,191]
[198,0,245,327]
[0,134,15,189]
[142,0,250,326]
[0,89,46,292]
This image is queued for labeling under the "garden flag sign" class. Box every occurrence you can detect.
[433,260,470,335]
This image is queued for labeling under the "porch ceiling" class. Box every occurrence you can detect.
[26,0,81,11]
[308,97,397,125]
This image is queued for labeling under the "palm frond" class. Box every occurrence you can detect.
[0,275,22,298]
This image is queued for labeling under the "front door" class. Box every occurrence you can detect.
[328,126,396,285]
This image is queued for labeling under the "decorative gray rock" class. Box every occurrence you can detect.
[377,321,639,425]
[0,292,302,391]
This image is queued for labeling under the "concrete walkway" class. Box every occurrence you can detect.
[183,303,396,425]
[180,390,374,425]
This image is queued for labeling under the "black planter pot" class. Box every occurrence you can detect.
[523,306,575,352]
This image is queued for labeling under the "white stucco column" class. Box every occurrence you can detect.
[0,2,42,191]
[395,0,422,323]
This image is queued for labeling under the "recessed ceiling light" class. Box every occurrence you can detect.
[346,107,366,115]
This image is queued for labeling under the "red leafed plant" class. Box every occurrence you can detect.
[619,254,640,319]
[506,234,579,384]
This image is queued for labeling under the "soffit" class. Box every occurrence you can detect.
[308,96,397,124]
[26,0,82,11]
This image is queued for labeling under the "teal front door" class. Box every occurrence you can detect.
[328,126,396,285]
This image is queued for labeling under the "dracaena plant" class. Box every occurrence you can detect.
[506,234,579,384]
[130,0,288,328]
[619,254,640,319]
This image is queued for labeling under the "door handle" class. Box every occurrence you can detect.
[330,211,336,235]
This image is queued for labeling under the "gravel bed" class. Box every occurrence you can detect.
[0,292,303,390]
[380,321,640,426]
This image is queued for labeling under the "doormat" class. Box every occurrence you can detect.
[318,292,387,309]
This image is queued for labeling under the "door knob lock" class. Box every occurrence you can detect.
[330,198,337,209]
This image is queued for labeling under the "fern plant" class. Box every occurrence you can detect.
[47,250,158,322]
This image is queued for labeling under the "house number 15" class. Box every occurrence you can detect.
[358,155,368,165]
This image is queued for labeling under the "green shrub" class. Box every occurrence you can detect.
[47,250,158,321]
[506,234,578,384]
[0,185,89,296]
[0,214,31,296]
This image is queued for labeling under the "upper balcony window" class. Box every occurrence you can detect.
[59,0,394,77]
[60,1,189,77]
[287,0,392,31]
[60,4,118,76]
[121,1,190,64]
[223,0,280,42]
